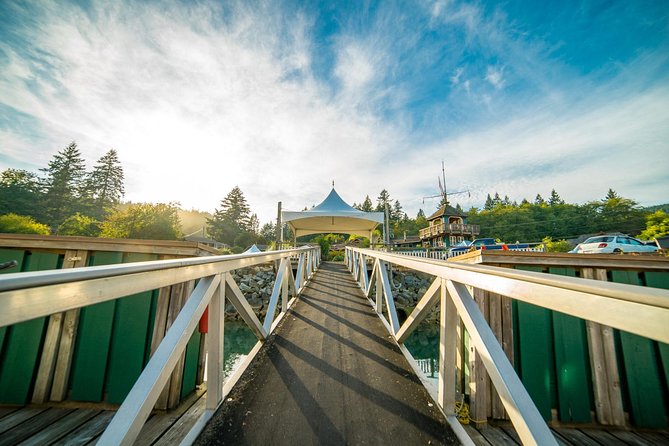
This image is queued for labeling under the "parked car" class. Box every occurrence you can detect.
[569,235,659,254]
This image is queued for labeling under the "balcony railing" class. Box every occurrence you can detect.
[419,222,480,239]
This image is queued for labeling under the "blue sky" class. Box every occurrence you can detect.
[1,0,668,223]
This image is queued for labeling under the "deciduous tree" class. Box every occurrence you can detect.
[100,202,182,240]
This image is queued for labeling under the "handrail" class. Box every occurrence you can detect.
[0,247,317,328]
[0,245,321,445]
[344,247,669,446]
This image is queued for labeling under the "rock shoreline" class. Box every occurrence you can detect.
[225,265,439,324]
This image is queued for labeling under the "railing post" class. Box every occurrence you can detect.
[438,278,458,416]
[353,251,359,280]
[374,261,383,314]
[295,253,305,292]
[206,273,226,410]
[281,258,289,313]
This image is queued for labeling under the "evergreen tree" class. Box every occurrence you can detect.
[416,209,425,219]
[549,189,564,206]
[208,186,252,245]
[605,188,619,200]
[259,222,276,243]
[502,195,511,206]
[455,203,463,213]
[40,142,87,226]
[248,213,260,234]
[361,195,374,212]
[392,200,403,221]
[596,189,645,234]
[375,189,391,212]
[83,149,125,219]
[534,194,545,205]
[0,169,43,219]
[484,194,494,211]
[492,192,502,207]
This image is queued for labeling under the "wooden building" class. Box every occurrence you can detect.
[419,204,480,247]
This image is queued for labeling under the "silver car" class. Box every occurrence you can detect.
[570,235,659,254]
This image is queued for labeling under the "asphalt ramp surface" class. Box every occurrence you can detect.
[195,262,457,445]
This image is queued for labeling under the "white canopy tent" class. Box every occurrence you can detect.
[281,188,384,242]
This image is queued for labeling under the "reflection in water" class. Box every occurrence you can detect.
[223,321,258,378]
[404,323,440,379]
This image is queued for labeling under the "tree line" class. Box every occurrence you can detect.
[0,141,278,251]
[1,143,666,249]
[347,188,668,244]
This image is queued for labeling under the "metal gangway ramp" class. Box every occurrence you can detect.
[195,261,454,445]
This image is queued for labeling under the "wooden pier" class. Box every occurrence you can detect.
[2,262,668,445]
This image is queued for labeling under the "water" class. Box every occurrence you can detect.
[404,323,441,379]
[223,321,258,378]
[220,319,442,381]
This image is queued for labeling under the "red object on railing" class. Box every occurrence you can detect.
[199,306,209,333]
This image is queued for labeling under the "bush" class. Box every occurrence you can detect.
[541,236,572,253]
[57,213,101,237]
[100,203,182,240]
[0,213,50,235]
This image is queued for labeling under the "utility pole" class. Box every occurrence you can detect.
[276,201,282,249]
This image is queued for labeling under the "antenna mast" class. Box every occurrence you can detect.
[422,161,469,207]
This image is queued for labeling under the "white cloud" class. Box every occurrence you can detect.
[1,0,668,228]
[485,66,505,89]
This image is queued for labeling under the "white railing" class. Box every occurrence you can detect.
[344,247,669,446]
[394,245,545,261]
[0,246,320,445]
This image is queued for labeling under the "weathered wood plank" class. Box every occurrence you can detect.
[155,282,183,410]
[0,233,218,256]
[579,428,628,445]
[135,389,204,445]
[154,393,206,445]
[463,425,492,445]
[15,409,101,446]
[0,408,73,444]
[609,430,657,446]
[477,426,518,445]
[34,249,89,404]
[454,250,669,271]
[49,410,115,446]
[31,312,64,404]
[488,292,507,420]
[0,408,46,435]
[50,308,81,401]
[635,430,669,445]
[470,288,490,425]
[552,427,602,446]
[0,407,19,420]
[167,281,193,409]
[582,267,625,427]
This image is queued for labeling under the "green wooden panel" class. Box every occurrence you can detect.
[144,290,159,367]
[105,253,157,404]
[515,265,556,421]
[611,270,667,428]
[0,250,25,357]
[69,251,124,402]
[0,251,60,404]
[643,272,669,394]
[181,331,202,400]
[548,267,592,423]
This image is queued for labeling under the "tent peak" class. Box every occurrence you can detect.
[311,187,358,213]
